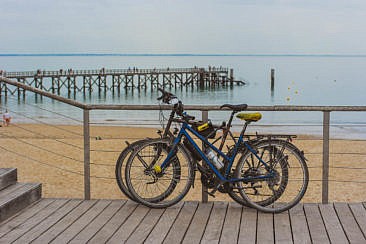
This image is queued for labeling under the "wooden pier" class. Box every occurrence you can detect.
[0,67,240,96]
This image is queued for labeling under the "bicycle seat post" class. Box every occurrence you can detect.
[239,121,250,138]
[227,110,236,128]
[218,110,236,151]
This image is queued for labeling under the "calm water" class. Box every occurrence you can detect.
[1,55,366,138]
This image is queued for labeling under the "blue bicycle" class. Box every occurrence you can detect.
[125,90,309,213]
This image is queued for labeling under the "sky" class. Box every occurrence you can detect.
[1,0,366,54]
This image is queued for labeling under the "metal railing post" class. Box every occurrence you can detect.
[201,110,209,203]
[322,111,330,204]
[83,109,91,200]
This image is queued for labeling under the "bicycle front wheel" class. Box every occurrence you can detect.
[125,138,195,208]
[115,139,150,201]
[236,139,309,213]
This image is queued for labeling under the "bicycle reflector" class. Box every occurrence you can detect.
[154,165,162,174]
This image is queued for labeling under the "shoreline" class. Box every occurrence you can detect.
[7,119,366,140]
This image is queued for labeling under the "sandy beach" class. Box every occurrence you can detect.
[0,123,365,203]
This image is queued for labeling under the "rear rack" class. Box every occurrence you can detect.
[242,133,297,142]
[247,133,297,139]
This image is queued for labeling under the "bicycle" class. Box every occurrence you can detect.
[116,89,215,202]
[124,90,309,213]
[116,89,278,206]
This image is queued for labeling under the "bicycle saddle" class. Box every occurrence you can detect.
[236,112,262,122]
[220,104,248,112]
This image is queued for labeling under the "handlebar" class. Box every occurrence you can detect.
[157,88,176,104]
[157,88,185,116]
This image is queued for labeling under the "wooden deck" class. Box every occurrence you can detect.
[0,199,365,243]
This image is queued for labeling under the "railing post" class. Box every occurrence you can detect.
[83,109,91,200]
[322,111,330,204]
[201,110,209,203]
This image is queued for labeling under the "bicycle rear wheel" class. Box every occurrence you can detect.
[125,138,195,208]
[236,139,308,213]
[228,141,289,207]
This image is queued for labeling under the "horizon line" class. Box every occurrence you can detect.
[1,53,366,57]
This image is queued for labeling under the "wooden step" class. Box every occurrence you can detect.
[0,183,42,222]
[0,168,17,191]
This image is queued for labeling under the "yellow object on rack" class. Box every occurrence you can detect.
[197,122,210,132]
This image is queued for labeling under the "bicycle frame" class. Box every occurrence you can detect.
[160,121,275,183]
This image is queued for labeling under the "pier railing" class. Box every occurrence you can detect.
[1,76,366,203]
[3,67,229,78]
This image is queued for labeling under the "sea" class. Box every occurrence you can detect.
[1,54,366,139]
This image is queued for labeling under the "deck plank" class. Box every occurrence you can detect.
[13,199,82,244]
[318,204,348,244]
[334,202,366,243]
[181,202,213,244]
[201,201,228,244]
[257,211,274,244]
[163,201,198,244]
[32,200,98,244]
[0,199,364,243]
[88,200,138,244]
[349,203,366,238]
[107,204,150,244]
[303,203,330,244]
[146,202,184,244]
[125,208,165,243]
[50,200,111,244]
[274,210,292,244]
[0,199,69,243]
[0,199,54,238]
[238,207,257,243]
[220,202,242,244]
[289,203,311,244]
[69,200,125,244]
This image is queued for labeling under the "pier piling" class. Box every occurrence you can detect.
[271,68,275,91]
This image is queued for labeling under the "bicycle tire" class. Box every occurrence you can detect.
[228,141,289,207]
[115,139,150,201]
[125,138,195,208]
[236,139,308,213]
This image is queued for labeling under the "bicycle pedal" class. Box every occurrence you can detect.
[204,190,216,198]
